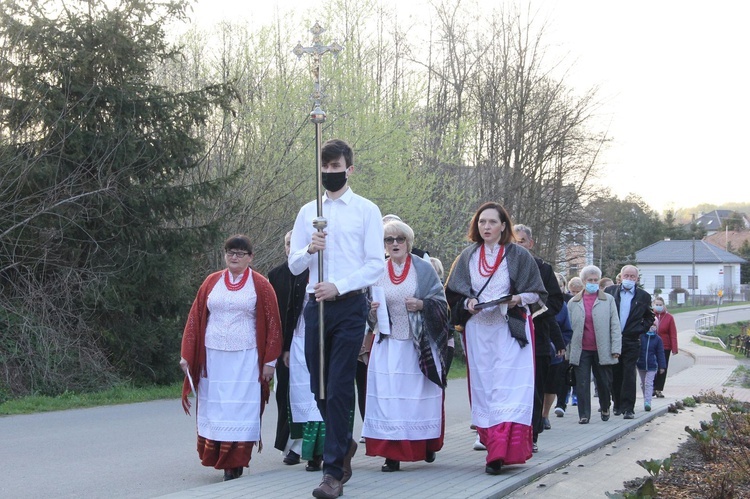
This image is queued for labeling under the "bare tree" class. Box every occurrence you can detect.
[417,2,606,264]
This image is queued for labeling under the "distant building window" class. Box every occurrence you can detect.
[688,275,699,289]
[655,275,665,288]
[671,275,682,288]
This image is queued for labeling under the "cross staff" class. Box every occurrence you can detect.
[293,22,342,400]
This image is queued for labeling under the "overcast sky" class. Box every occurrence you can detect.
[186,0,749,213]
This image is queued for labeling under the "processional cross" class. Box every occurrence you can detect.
[293,23,342,400]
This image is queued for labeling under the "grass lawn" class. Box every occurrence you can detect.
[0,382,182,416]
[670,301,750,315]
[8,302,747,416]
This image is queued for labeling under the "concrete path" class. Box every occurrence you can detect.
[159,305,750,499]
[2,305,747,499]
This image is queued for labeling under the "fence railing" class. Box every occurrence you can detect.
[694,313,726,349]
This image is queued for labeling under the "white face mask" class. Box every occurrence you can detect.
[621,279,635,290]
[654,305,664,313]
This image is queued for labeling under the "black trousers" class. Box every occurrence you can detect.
[555,359,576,411]
[532,356,550,441]
[653,350,672,391]
[355,359,367,421]
[574,350,612,421]
[273,358,291,451]
[304,294,367,481]
[612,338,639,413]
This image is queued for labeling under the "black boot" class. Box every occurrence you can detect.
[381,458,400,472]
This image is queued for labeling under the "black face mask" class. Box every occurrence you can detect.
[321,171,347,193]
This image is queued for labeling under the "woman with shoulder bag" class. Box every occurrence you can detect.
[445,202,547,475]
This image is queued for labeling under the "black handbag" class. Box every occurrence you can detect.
[565,364,577,387]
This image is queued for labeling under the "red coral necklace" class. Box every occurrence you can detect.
[479,244,504,277]
[225,268,250,291]
[388,255,411,285]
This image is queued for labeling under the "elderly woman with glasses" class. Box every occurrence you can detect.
[362,220,450,472]
[180,234,282,481]
[567,265,621,425]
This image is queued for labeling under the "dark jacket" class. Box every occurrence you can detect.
[637,332,667,371]
[532,256,565,355]
[604,284,655,341]
[550,303,573,365]
[268,263,308,353]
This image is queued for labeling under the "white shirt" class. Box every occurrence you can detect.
[288,187,384,294]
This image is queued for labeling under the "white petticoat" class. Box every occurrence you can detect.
[362,337,442,440]
[289,335,322,423]
[197,347,261,442]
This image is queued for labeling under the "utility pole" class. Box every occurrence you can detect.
[691,213,696,307]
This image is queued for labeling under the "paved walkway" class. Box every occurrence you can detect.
[161,308,750,499]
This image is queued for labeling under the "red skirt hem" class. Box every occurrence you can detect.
[477,422,532,465]
[365,436,443,461]
[197,436,255,470]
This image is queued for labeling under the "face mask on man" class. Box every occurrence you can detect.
[585,283,599,294]
[321,171,347,192]
[621,279,635,290]
[654,305,664,313]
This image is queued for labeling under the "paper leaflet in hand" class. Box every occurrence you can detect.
[371,285,390,335]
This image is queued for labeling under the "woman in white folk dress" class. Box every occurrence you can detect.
[180,234,282,481]
[362,220,450,472]
[444,202,547,475]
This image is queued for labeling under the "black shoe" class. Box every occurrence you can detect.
[485,459,503,475]
[283,450,301,465]
[223,469,236,481]
[613,407,622,416]
[425,451,436,463]
[306,455,323,472]
[233,466,243,478]
[601,410,610,422]
[623,411,635,420]
[381,458,400,472]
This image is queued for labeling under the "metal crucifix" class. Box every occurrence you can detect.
[293,23,342,400]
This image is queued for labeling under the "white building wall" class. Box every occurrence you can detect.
[637,263,742,304]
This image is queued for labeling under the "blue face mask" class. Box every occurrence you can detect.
[585,283,599,294]
[621,279,635,290]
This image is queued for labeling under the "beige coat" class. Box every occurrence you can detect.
[567,290,622,366]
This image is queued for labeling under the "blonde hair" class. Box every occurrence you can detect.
[383,220,414,253]
[430,257,444,280]
[568,277,583,293]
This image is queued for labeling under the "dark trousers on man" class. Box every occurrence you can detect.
[274,359,291,451]
[612,338,639,413]
[304,294,367,482]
